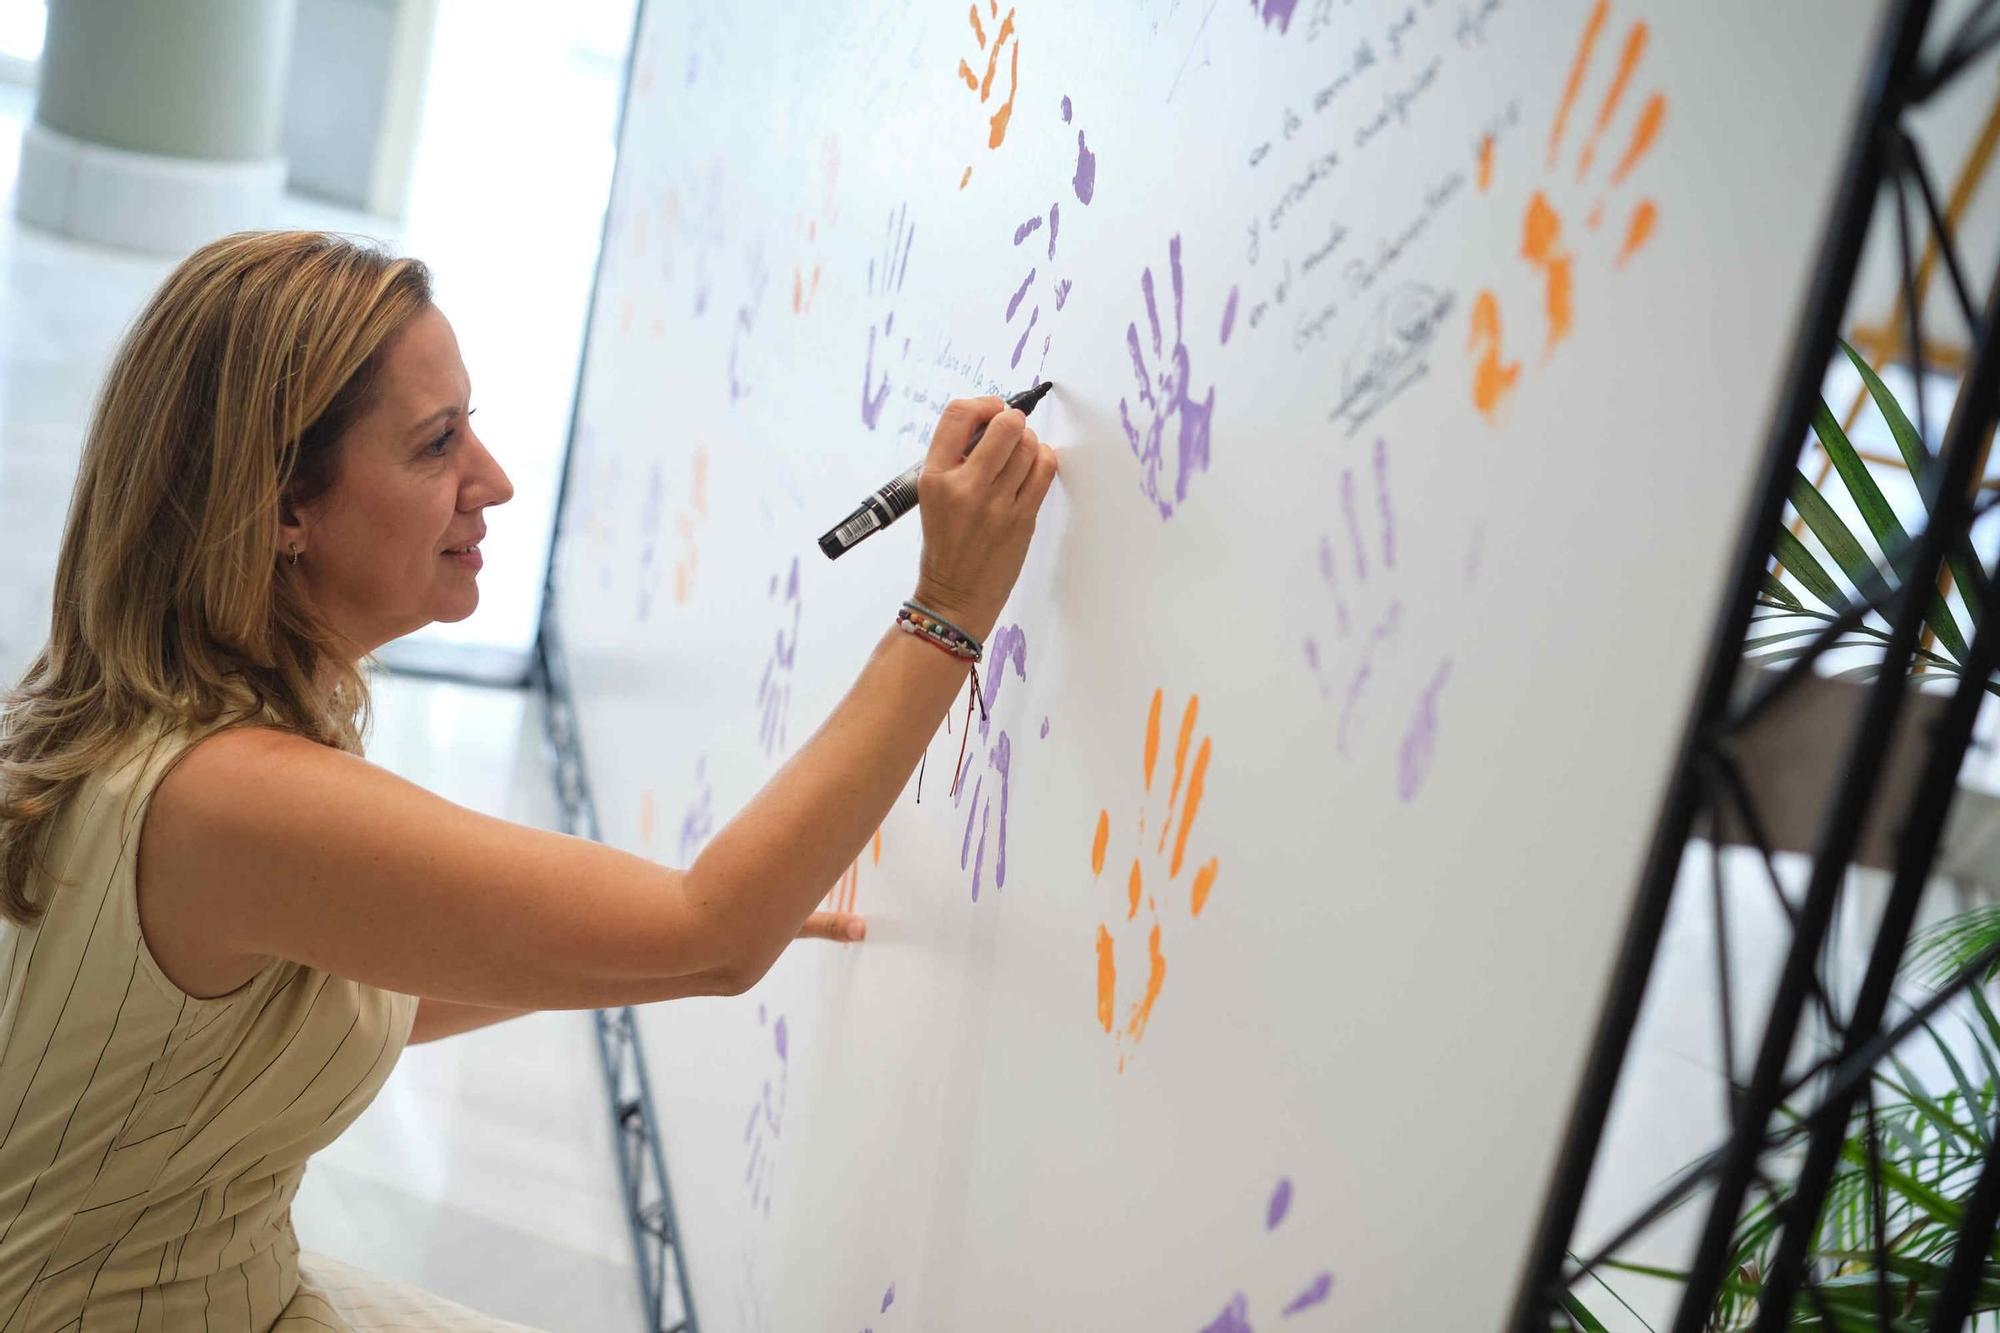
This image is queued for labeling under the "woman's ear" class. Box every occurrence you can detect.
[276,495,306,562]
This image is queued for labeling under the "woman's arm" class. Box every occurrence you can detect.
[139,398,1056,1011]
[408,998,532,1043]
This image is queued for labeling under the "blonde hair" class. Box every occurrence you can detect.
[0,230,433,925]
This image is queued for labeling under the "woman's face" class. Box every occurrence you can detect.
[283,303,514,657]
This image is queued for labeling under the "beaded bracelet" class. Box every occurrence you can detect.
[902,600,982,653]
[897,614,980,662]
[898,601,983,662]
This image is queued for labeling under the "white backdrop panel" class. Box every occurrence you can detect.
[548,1,1883,1327]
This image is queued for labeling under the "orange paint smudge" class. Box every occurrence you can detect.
[1522,192,1573,353]
[957,58,979,91]
[1170,737,1211,879]
[1477,133,1494,191]
[872,828,883,865]
[1143,689,1163,792]
[968,1,986,48]
[1469,290,1520,422]
[1611,92,1666,186]
[988,39,1020,149]
[1190,858,1218,916]
[978,11,1014,100]
[1156,695,1199,854]
[1577,21,1647,180]
[1617,199,1657,265]
[959,166,972,189]
[1548,0,1610,167]
[1588,200,1605,230]
[1091,809,1110,874]
[1095,924,1116,1033]
[1127,859,1143,920]
[1124,923,1166,1042]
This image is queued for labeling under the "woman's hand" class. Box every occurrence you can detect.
[911,397,1060,643]
[795,910,866,943]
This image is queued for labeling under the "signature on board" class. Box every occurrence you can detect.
[1329,281,1455,436]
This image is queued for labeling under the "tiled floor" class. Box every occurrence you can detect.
[0,45,639,1333]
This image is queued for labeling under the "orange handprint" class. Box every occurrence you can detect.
[1089,689,1220,1071]
[955,2,1021,189]
[1468,0,1666,422]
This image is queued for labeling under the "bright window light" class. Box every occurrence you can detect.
[0,0,46,64]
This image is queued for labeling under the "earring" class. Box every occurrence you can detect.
[288,543,300,568]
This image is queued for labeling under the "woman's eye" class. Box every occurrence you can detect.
[426,429,454,457]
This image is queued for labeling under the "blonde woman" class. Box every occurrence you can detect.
[0,231,1057,1330]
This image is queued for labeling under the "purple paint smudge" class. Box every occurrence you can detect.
[1337,601,1402,757]
[958,625,1028,899]
[1005,268,1037,321]
[1397,661,1451,802]
[1266,1177,1293,1229]
[1040,716,1050,739]
[678,757,714,863]
[1252,0,1300,34]
[1282,1273,1334,1315]
[991,731,1012,888]
[1060,94,1072,123]
[744,1007,789,1217]
[1340,470,1367,580]
[1012,215,1044,246]
[1374,437,1395,569]
[1010,307,1040,368]
[882,1284,895,1312]
[756,558,802,755]
[1053,279,1072,310]
[1220,285,1240,346]
[1073,131,1097,204]
[1201,1293,1253,1333]
[1047,201,1061,259]
[862,322,892,429]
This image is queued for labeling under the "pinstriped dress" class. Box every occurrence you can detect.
[0,722,543,1331]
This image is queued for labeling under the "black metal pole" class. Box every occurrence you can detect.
[1750,250,2000,1328]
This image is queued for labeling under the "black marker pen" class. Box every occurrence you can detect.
[818,381,1053,560]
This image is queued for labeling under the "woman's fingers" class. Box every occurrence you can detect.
[926,397,1006,472]
[1018,440,1059,504]
[797,911,866,943]
[963,407,1026,483]
[995,424,1039,497]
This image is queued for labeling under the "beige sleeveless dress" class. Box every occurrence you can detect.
[0,721,544,1331]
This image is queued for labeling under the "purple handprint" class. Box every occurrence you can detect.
[742,1005,788,1219]
[1000,96,1099,373]
[1120,235,1217,519]
[1301,438,1450,803]
[678,756,715,863]
[757,558,802,757]
[952,624,1029,902]
[861,203,916,431]
[1198,1176,1333,1330]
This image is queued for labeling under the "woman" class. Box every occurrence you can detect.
[0,230,1056,1330]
